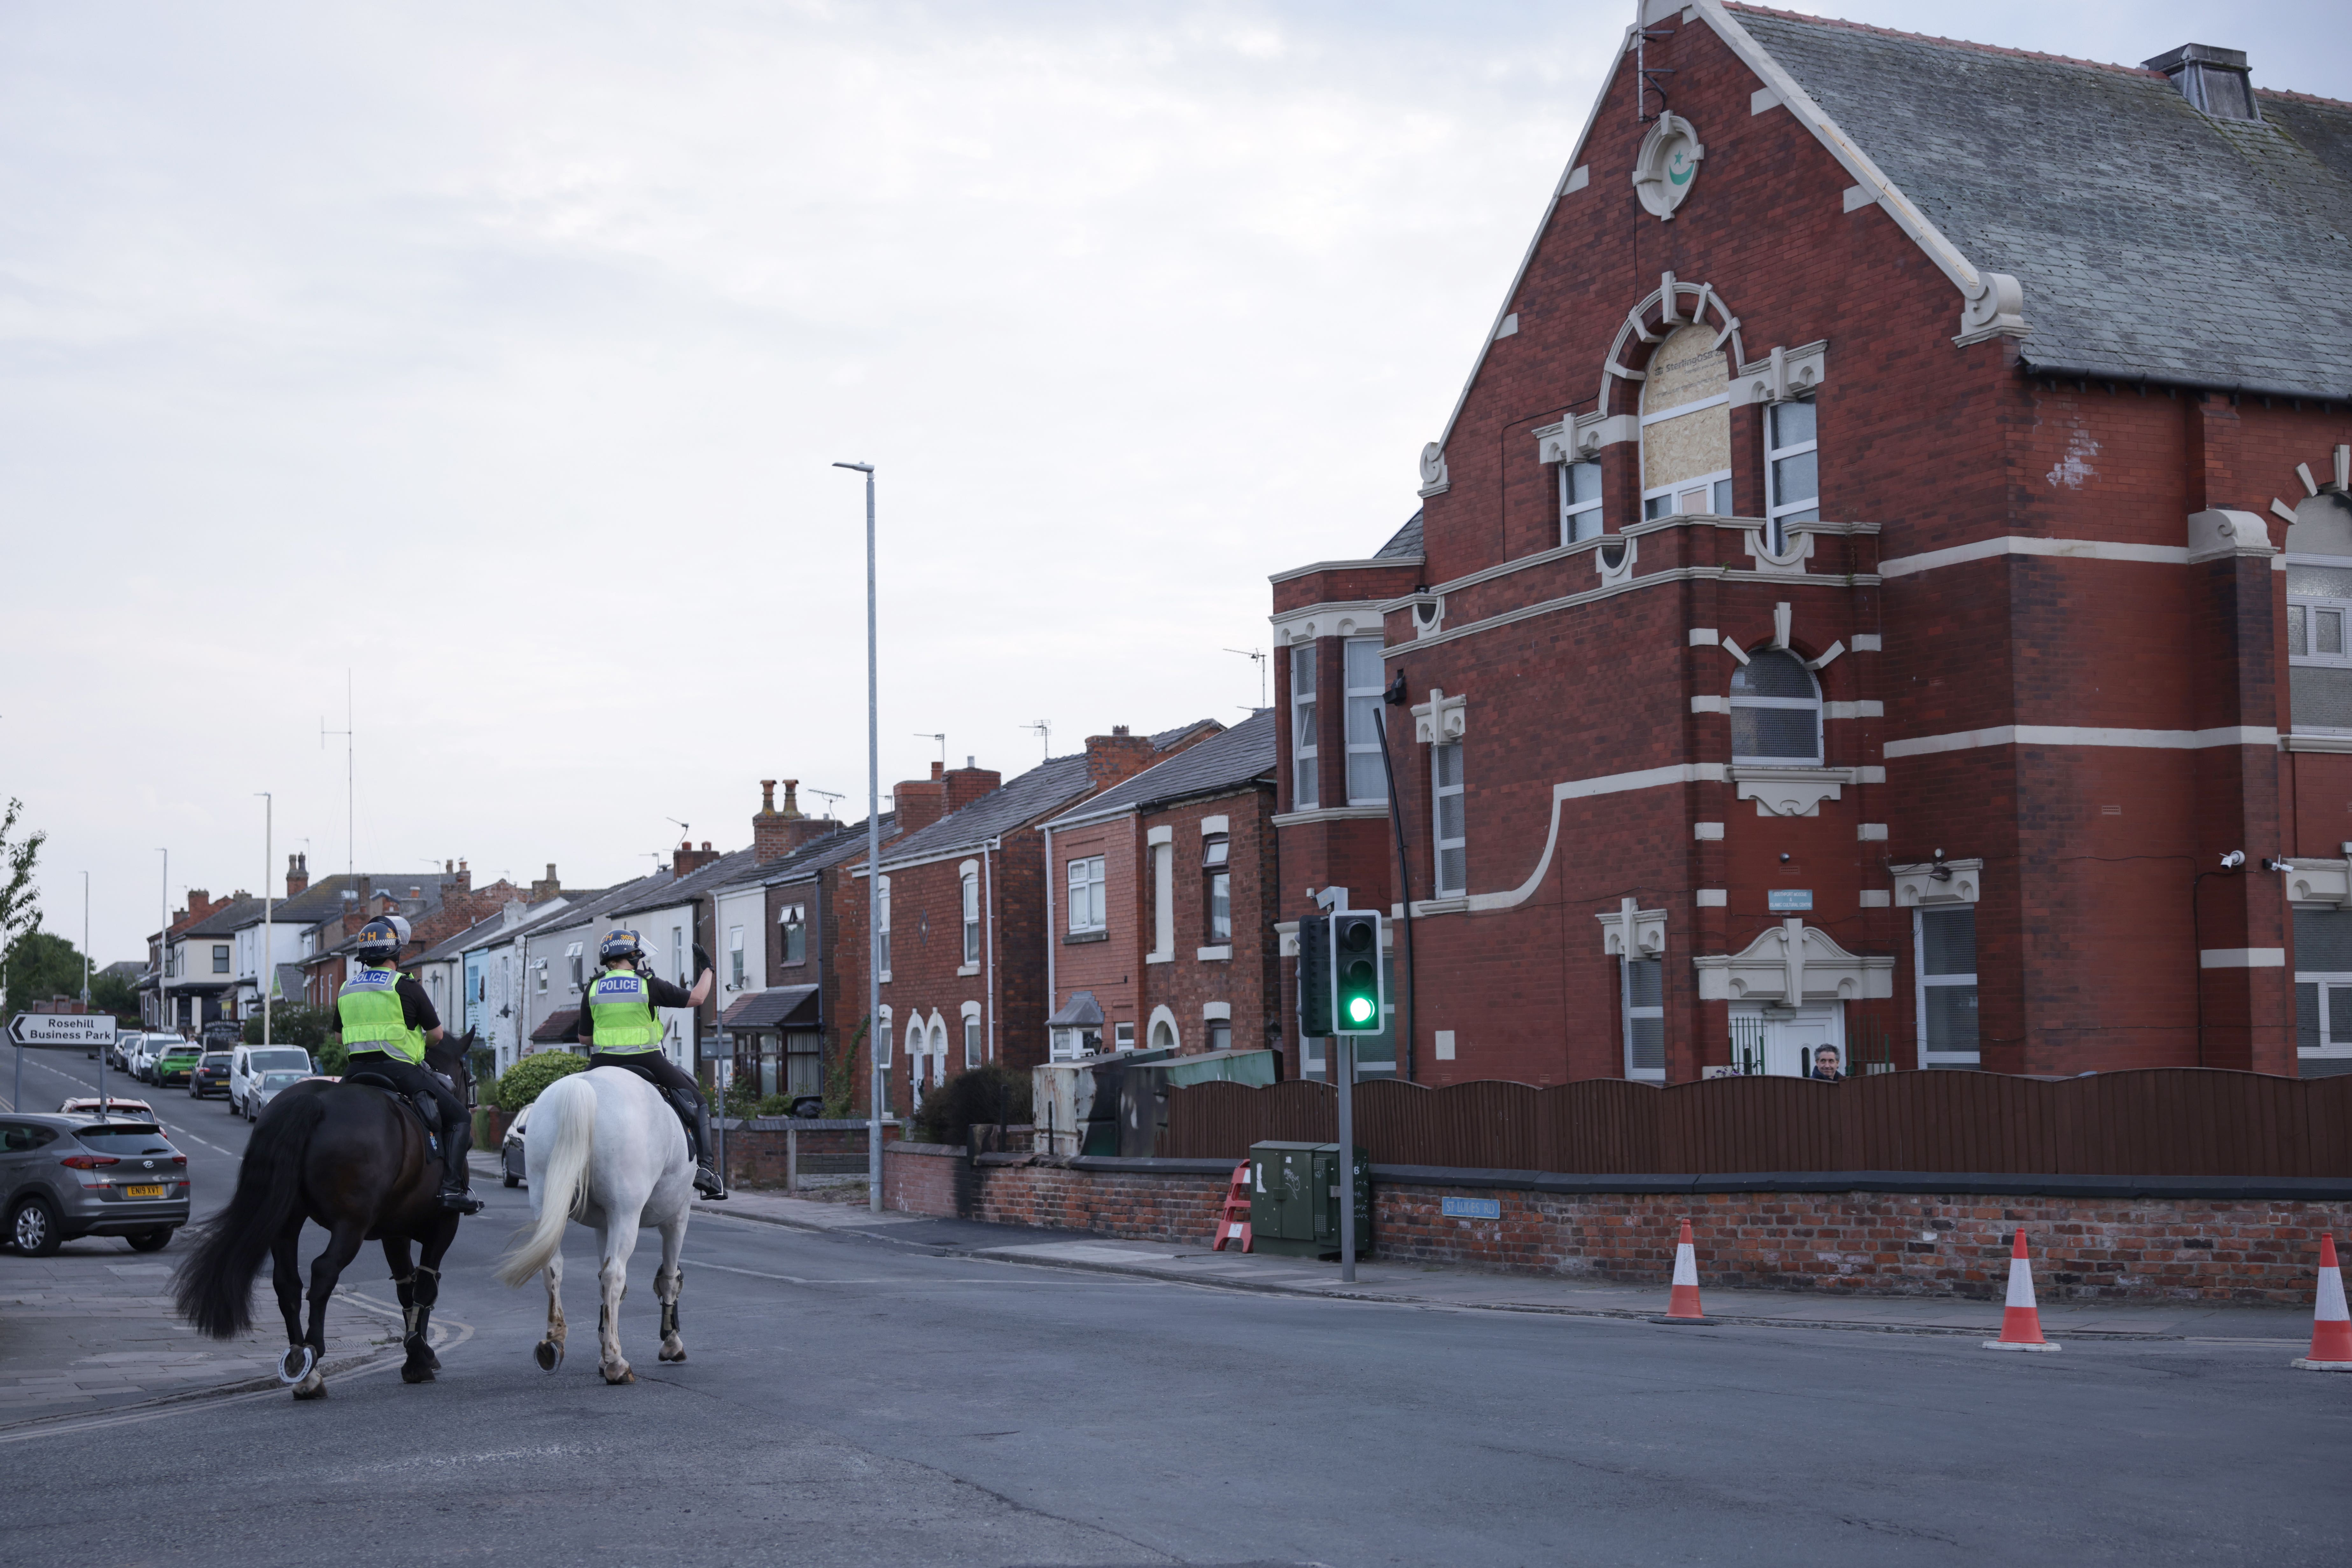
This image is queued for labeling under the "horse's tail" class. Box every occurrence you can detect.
[495,1074,594,1287]
[172,1092,326,1338]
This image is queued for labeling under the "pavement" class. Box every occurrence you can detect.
[4,1050,2348,1566]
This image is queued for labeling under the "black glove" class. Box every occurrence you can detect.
[693,944,714,980]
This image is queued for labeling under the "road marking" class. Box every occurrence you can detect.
[690,1260,1082,1287]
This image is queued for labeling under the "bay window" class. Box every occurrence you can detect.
[1290,643,1319,810]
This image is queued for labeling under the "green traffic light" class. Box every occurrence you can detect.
[1347,996,1374,1024]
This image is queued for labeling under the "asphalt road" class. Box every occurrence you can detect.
[4,1046,2351,1567]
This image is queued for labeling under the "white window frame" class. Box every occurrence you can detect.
[1914,907,1981,1069]
[2286,556,2352,737]
[671,927,684,985]
[1113,1021,1136,1052]
[1067,856,1106,934]
[1343,636,1388,806]
[1147,841,1174,962]
[1729,650,1824,767]
[1204,834,1232,944]
[1642,469,1733,521]
[961,872,980,966]
[875,1004,892,1069]
[1432,740,1467,898]
[2297,972,2352,1072]
[535,958,548,995]
[212,944,230,974]
[1764,397,1820,555]
[875,877,891,981]
[565,940,583,989]
[779,902,806,965]
[1290,642,1319,811]
[1558,460,1604,544]
[728,926,745,989]
[1620,954,1665,1084]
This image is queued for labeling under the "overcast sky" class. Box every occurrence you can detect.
[6,1,2344,966]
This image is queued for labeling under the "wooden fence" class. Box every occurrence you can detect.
[1160,1071,2352,1177]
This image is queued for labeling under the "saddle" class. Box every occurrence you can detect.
[343,1070,445,1160]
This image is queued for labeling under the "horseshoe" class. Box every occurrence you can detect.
[278,1344,317,1386]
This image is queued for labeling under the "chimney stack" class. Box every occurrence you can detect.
[673,840,721,876]
[286,852,309,898]
[530,864,562,902]
[453,858,471,892]
[754,777,837,863]
[1084,729,1158,791]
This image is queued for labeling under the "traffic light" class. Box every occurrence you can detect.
[1331,911,1384,1036]
[1296,914,1332,1037]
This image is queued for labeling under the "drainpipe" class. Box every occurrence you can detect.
[983,842,996,1063]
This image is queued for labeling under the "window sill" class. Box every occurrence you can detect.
[1144,951,1173,965]
[1196,945,1233,961]
[2282,733,2352,753]
[1064,930,1109,946]
[1412,896,1470,916]
[956,963,979,977]
[1272,805,1390,827]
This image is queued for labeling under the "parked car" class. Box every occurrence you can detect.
[151,1044,203,1089]
[1,1114,190,1255]
[189,1053,234,1099]
[57,1097,155,1120]
[499,1102,535,1186]
[132,1035,178,1082]
[230,1045,313,1115]
[243,1069,314,1122]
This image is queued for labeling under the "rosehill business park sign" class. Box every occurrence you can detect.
[7,1013,118,1048]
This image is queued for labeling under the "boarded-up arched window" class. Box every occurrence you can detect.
[1641,325,1732,519]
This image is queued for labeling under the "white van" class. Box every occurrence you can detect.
[229,1044,314,1114]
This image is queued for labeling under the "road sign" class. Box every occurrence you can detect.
[7,1013,118,1048]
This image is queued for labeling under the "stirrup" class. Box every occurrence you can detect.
[694,1165,727,1200]
[439,1184,484,1215]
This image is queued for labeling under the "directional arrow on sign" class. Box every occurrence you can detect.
[7,1013,119,1049]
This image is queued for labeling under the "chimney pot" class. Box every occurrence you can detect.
[761,779,777,814]
[1113,725,1130,736]
[931,760,944,779]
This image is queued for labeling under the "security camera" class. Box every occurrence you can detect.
[2220,850,2246,869]
[2265,857,2295,874]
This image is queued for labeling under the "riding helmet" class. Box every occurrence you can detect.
[355,914,412,964]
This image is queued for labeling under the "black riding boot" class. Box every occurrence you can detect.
[437,1115,484,1214]
[667,1087,726,1200]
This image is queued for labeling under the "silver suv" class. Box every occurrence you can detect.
[229,1045,313,1115]
[1,1115,191,1255]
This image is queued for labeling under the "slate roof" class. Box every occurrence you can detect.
[719,984,820,1030]
[1043,709,1278,829]
[411,912,508,967]
[606,847,760,918]
[491,877,667,947]
[1729,6,2352,397]
[530,1009,581,1045]
[749,817,901,888]
[877,724,1219,868]
[1374,510,1424,560]
[179,897,266,939]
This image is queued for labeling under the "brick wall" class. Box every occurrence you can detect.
[880,1146,2350,1304]
[1141,785,1282,1056]
[723,1122,898,1188]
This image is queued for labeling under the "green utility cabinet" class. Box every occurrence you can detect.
[1248,1141,1371,1259]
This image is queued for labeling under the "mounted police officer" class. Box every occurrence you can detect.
[336,915,482,1214]
[568,928,726,1199]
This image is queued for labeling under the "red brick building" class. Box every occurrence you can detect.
[836,724,1218,1115]
[1041,710,1281,1064]
[1270,5,2352,1085]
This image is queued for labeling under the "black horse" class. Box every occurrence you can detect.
[172,1031,478,1397]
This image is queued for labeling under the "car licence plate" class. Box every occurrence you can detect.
[123,1184,166,1199]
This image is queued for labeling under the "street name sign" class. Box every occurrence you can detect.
[7,1013,118,1048]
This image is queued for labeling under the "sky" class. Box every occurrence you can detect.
[5,0,2346,966]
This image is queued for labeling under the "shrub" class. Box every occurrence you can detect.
[913,1063,1032,1146]
[315,1037,350,1077]
[825,1021,865,1119]
[244,1003,334,1049]
[495,1049,590,1111]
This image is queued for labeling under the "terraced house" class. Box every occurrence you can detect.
[1271,3,2352,1085]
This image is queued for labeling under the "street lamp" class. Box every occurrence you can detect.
[257,794,273,1051]
[833,459,882,1213]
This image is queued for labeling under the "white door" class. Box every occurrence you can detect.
[1730,1002,1845,1076]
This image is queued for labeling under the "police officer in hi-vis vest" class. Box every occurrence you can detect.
[568,928,726,1199]
[336,916,483,1214]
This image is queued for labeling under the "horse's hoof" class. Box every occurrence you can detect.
[601,1363,634,1385]
[277,1345,317,1387]
[400,1362,431,1384]
[658,1341,686,1363]
[427,1351,443,1373]
[291,1370,327,1400]
[535,1339,563,1373]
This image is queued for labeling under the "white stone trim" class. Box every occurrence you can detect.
[1858,890,1891,908]
[2186,509,2278,564]
[1409,763,1733,916]
[1885,725,2279,758]
[1852,634,1882,651]
[1841,184,1873,213]
[959,999,982,1020]
[1596,900,1667,958]
[1728,341,1829,408]
[1694,918,1895,1002]
[1688,626,1719,646]
[1272,806,1389,827]
[1196,945,1233,962]
[1732,765,1855,818]
[1146,1004,1181,1051]
[1892,858,1982,906]
[1199,815,1229,837]
[1270,599,1390,645]
[1412,689,1469,744]
[2286,859,2352,908]
[1692,695,1730,715]
[1201,1001,1232,1022]
[1857,824,1889,841]
[1146,825,1173,847]
[958,858,978,878]
[1434,1029,1457,1061]
[1563,165,1590,193]
[1823,700,1883,719]
[2200,948,2286,968]
[1494,313,1519,341]
[1695,821,1725,841]
[1879,535,2191,579]
[1696,889,1727,907]
[1275,919,1299,958]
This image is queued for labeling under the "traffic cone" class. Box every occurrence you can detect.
[1982,1228,2060,1353]
[1650,1218,1714,1324]
[2291,1233,2352,1373]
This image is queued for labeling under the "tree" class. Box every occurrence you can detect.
[88,967,140,1025]
[0,798,43,960]
[243,1003,334,1050]
[2,929,89,1018]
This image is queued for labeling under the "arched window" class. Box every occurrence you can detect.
[1730,650,1822,765]
[1641,325,1733,520]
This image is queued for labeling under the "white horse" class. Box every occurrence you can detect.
[494,1066,692,1384]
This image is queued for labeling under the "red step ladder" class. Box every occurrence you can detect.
[1210,1159,1253,1252]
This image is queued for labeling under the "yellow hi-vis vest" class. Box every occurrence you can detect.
[586,967,661,1052]
[337,965,425,1063]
